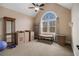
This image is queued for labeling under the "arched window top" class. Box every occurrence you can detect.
[42,11,57,21]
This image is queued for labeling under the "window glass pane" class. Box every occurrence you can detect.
[43,13,56,20]
[6,21,11,33]
[42,22,47,32]
[41,11,57,33]
[43,22,47,27]
[49,27,55,32]
[12,21,15,33]
[52,21,56,26]
[49,21,56,27]
[43,27,47,32]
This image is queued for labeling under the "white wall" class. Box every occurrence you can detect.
[72,4,79,56]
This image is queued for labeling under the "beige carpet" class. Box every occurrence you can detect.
[0,41,74,56]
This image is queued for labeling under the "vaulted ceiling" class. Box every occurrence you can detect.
[58,3,72,10]
[0,3,72,17]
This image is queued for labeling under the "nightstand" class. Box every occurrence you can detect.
[56,35,66,46]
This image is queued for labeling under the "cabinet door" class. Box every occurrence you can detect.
[25,32,29,43]
[31,32,34,41]
[18,32,25,45]
[6,21,12,43]
[56,36,66,46]
[3,17,16,45]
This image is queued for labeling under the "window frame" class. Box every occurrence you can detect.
[40,11,57,35]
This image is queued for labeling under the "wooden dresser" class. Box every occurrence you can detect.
[56,35,66,46]
[16,30,34,45]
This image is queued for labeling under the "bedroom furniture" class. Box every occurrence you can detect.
[56,35,66,46]
[0,16,16,46]
[25,30,34,42]
[34,24,39,39]
[16,30,34,45]
[39,35,54,41]
[25,30,34,43]
[30,31,34,41]
[39,34,55,41]
[16,31,25,45]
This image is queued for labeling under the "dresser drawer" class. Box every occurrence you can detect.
[56,35,66,46]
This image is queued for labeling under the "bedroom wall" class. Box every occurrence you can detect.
[71,4,79,56]
[0,6,34,39]
[34,3,71,42]
[0,6,34,31]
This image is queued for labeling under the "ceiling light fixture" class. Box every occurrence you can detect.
[28,3,45,12]
[35,7,39,11]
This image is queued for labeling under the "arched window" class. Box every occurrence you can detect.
[40,11,57,34]
[43,13,56,20]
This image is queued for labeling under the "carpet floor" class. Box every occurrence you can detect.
[0,40,74,56]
